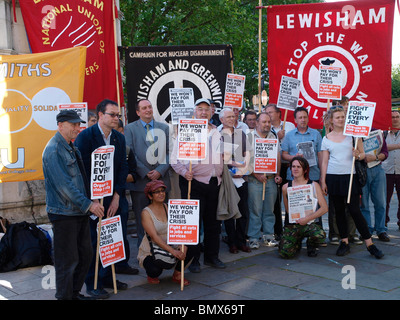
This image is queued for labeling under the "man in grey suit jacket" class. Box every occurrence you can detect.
[124,99,171,247]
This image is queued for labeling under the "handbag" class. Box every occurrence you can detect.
[146,205,177,269]
[352,137,367,187]
[354,159,368,187]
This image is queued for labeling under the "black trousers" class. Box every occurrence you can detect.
[143,246,195,278]
[179,176,221,262]
[51,216,93,300]
[330,193,371,240]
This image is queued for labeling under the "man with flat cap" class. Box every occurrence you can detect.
[42,110,105,300]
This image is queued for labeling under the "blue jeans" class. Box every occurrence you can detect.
[361,164,387,235]
[247,176,277,241]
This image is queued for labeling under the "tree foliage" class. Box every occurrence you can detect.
[393,64,400,99]
[119,0,321,105]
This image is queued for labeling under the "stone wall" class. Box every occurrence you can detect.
[0,181,48,224]
[0,0,44,223]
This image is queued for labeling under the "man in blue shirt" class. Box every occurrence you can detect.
[281,107,323,182]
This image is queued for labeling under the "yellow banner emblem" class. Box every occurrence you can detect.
[0,47,86,182]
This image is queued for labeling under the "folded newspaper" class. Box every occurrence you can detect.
[287,184,318,224]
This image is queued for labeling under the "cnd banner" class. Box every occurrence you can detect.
[267,0,395,130]
[124,44,232,123]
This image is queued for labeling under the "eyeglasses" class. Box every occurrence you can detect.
[152,189,166,195]
[105,112,121,119]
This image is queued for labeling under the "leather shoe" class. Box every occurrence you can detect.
[72,293,96,300]
[188,259,201,273]
[239,245,251,253]
[115,266,139,275]
[229,245,239,254]
[378,232,390,242]
[103,280,128,290]
[204,258,226,269]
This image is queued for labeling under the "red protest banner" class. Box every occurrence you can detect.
[267,0,395,130]
[19,0,124,110]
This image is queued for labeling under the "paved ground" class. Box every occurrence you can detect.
[1,197,399,302]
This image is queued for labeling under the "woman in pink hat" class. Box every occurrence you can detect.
[137,180,193,285]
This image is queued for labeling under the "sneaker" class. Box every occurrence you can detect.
[367,244,384,259]
[349,235,363,245]
[319,239,328,247]
[330,236,340,245]
[86,288,110,300]
[249,240,260,249]
[336,241,350,256]
[377,232,390,242]
[262,235,278,247]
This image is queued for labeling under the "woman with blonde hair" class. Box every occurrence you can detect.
[320,107,384,258]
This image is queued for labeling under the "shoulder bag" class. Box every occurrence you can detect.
[352,137,367,187]
[146,205,177,269]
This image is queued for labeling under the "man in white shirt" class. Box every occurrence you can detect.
[217,106,249,132]
[382,109,400,230]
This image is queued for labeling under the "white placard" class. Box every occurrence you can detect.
[167,199,200,245]
[169,88,194,125]
[90,146,114,199]
[344,100,376,138]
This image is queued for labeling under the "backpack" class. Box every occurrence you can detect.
[0,221,53,272]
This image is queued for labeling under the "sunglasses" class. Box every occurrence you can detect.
[151,189,166,195]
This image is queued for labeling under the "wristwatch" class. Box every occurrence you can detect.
[376,154,379,161]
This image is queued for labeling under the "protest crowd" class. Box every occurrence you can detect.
[40,94,398,300]
[1,0,398,302]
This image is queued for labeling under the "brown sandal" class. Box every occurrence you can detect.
[172,273,190,286]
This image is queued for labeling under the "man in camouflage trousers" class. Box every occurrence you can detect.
[279,223,326,259]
